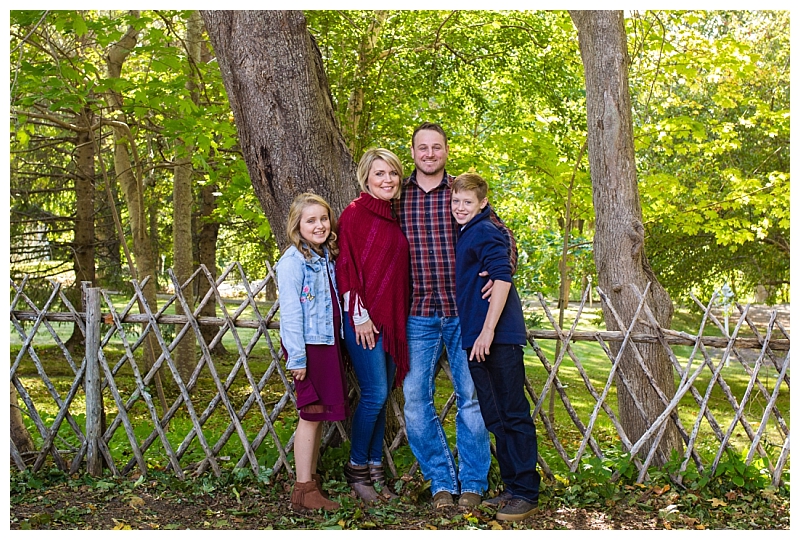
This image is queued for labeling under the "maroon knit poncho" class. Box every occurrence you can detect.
[336,192,410,385]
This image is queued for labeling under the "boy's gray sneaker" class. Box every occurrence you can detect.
[483,490,512,507]
[496,498,538,521]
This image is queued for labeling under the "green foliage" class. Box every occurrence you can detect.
[307,10,594,299]
[9,9,790,305]
[10,9,274,290]
[628,11,790,303]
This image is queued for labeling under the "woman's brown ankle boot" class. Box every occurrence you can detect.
[291,481,340,512]
[343,463,380,502]
[369,463,399,500]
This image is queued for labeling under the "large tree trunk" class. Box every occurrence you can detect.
[569,10,681,465]
[201,10,359,250]
[173,10,203,383]
[201,10,360,455]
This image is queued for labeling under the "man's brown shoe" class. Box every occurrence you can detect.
[432,491,454,509]
[496,498,537,521]
[457,492,482,507]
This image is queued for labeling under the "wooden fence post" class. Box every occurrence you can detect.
[83,283,103,476]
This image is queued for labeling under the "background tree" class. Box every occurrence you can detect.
[9,12,98,348]
[171,10,202,381]
[570,10,682,464]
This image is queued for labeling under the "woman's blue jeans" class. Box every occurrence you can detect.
[343,322,396,466]
[402,316,490,496]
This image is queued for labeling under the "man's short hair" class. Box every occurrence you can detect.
[412,122,448,147]
[452,172,488,201]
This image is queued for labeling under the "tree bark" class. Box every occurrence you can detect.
[202,10,361,450]
[201,10,359,250]
[569,10,681,465]
[10,382,35,463]
[103,11,164,402]
[65,108,97,350]
[173,10,203,383]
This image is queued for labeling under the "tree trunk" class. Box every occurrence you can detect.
[103,11,164,403]
[10,382,35,464]
[66,107,97,351]
[201,10,359,250]
[173,10,203,383]
[569,10,681,465]
[95,180,122,284]
[196,181,228,355]
[202,10,361,451]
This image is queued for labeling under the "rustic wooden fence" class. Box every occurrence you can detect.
[9,263,790,487]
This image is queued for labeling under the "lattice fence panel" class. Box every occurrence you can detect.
[10,268,790,487]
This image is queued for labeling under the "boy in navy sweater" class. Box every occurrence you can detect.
[451,172,541,521]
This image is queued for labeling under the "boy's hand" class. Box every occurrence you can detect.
[292,368,307,381]
[355,319,380,350]
[479,271,493,300]
[469,328,495,362]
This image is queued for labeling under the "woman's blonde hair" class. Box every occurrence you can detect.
[285,192,339,260]
[356,148,404,199]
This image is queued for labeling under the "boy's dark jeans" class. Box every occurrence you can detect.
[467,343,541,503]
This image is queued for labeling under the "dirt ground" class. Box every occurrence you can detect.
[9,478,664,531]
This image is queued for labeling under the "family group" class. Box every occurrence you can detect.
[276,122,540,522]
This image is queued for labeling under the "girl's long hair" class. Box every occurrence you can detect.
[284,192,339,260]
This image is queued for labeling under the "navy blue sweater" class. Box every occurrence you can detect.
[455,207,527,350]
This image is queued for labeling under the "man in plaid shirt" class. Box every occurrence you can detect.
[396,122,518,509]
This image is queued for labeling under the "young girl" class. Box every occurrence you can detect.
[275,193,349,512]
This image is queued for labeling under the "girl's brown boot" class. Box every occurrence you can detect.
[312,473,327,496]
[290,481,340,512]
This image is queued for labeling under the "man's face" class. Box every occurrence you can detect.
[411,129,449,177]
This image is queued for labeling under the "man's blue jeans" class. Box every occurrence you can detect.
[344,322,396,466]
[403,316,490,496]
[467,343,540,504]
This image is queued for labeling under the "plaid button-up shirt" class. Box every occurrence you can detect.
[396,170,517,318]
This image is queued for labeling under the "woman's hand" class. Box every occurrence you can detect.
[355,319,380,350]
[291,368,307,381]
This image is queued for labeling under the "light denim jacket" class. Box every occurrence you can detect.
[275,244,343,370]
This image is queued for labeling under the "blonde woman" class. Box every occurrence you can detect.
[336,149,410,502]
